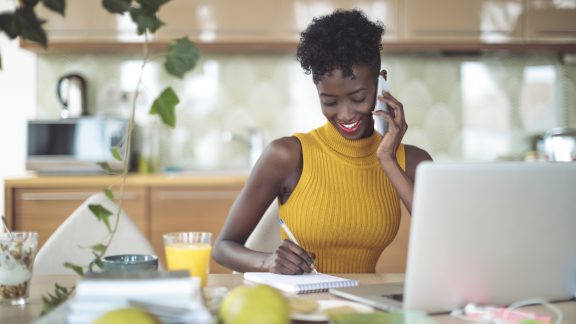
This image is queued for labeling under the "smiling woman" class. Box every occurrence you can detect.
[212,8,432,275]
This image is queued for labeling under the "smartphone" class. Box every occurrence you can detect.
[374,74,390,135]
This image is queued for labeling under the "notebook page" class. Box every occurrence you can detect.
[244,272,359,294]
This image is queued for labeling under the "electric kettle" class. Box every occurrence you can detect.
[56,73,88,118]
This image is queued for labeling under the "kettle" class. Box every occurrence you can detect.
[56,73,88,118]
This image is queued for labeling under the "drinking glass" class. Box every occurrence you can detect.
[163,232,212,287]
[0,232,38,305]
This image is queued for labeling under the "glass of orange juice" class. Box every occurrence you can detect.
[163,232,212,287]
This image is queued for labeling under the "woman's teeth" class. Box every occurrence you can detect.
[338,120,360,133]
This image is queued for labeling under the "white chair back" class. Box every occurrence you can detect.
[33,192,156,275]
[244,200,281,253]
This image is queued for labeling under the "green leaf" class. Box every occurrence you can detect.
[90,243,107,253]
[138,0,170,12]
[102,0,131,14]
[111,146,123,161]
[97,161,117,175]
[41,283,74,316]
[42,0,65,16]
[164,37,200,78]
[63,262,85,276]
[129,7,164,35]
[150,87,179,127]
[103,188,114,200]
[88,204,113,232]
[0,13,20,39]
[17,6,47,47]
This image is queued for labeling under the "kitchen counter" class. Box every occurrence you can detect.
[4,171,250,188]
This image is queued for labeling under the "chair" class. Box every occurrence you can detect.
[244,200,281,253]
[33,192,157,275]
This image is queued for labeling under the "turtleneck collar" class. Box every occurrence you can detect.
[315,122,381,159]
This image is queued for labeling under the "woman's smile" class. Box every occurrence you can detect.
[337,119,362,134]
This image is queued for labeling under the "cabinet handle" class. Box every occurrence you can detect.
[21,192,138,201]
[158,190,239,200]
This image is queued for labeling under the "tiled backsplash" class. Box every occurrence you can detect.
[36,52,576,170]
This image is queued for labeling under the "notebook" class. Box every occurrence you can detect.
[244,272,358,294]
[331,162,576,314]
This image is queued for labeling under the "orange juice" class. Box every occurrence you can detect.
[165,243,212,287]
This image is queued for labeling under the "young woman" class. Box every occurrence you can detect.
[212,9,432,275]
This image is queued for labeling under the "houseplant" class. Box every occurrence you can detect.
[1,0,200,315]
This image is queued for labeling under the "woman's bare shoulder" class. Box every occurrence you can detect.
[263,136,302,167]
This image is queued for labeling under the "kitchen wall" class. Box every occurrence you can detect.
[35,51,576,170]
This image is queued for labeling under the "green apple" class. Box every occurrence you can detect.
[219,284,290,324]
[92,307,159,324]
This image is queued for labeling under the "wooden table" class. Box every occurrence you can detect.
[1,274,574,323]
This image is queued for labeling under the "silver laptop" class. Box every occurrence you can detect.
[330,162,576,314]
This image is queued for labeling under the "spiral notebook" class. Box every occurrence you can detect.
[244,272,359,294]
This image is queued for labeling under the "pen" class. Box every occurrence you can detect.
[278,219,318,274]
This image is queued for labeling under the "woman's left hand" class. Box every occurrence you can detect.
[373,89,408,162]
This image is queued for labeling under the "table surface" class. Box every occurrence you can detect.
[2,273,574,323]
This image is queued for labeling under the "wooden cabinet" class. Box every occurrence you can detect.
[4,175,247,274]
[149,186,243,274]
[32,0,144,43]
[10,187,148,249]
[20,0,576,53]
[403,0,524,43]
[525,0,576,42]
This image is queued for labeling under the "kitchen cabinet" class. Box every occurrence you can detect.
[20,0,576,53]
[525,0,576,42]
[149,186,243,274]
[403,0,524,43]
[4,175,248,274]
[9,187,148,250]
[156,0,400,43]
[30,0,144,43]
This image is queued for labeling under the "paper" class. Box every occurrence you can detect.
[244,272,358,294]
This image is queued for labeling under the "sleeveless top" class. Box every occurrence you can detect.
[278,122,406,273]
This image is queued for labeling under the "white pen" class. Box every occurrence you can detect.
[278,219,319,274]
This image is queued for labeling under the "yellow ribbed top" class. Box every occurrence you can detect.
[279,122,405,273]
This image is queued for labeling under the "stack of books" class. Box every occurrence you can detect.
[67,270,212,324]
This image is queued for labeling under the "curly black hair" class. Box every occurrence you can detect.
[297,9,385,83]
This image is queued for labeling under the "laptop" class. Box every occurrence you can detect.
[330,162,576,314]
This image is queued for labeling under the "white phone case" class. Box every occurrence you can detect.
[374,75,390,135]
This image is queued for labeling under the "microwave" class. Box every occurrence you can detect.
[26,117,133,175]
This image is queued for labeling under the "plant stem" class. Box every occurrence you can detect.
[101,32,151,255]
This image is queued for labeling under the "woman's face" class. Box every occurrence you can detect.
[316,65,377,140]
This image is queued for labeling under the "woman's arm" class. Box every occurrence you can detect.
[211,137,315,274]
[373,88,432,212]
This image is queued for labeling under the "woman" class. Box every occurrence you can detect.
[212,9,432,275]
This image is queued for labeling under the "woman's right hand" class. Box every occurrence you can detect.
[263,240,316,274]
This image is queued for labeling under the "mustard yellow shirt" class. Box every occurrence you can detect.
[279,122,406,273]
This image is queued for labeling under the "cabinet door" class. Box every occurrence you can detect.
[150,186,242,274]
[155,0,400,45]
[32,0,143,43]
[156,0,297,43]
[404,0,524,42]
[13,188,148,249]
[526,0,576,42]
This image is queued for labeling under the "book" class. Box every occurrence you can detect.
[243,272,359,294]
[67,270,212,324]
